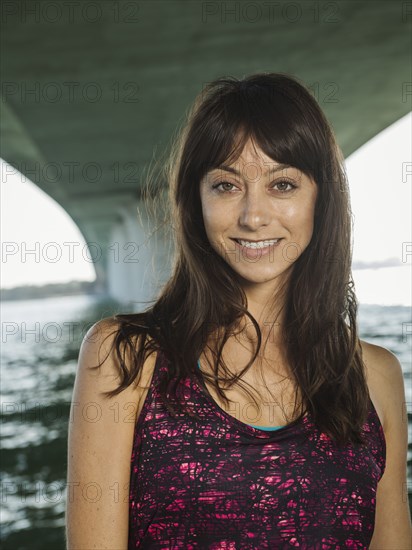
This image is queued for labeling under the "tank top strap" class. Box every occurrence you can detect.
[150,347,169,390]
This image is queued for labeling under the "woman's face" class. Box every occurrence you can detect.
[199,138,318,295]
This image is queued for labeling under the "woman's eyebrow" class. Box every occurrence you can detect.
[211,163,293,176]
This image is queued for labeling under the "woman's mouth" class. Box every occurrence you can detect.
[234,238,280,249]
[231,238,283,259]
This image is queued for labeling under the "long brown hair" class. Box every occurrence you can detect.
[92,72,369,446]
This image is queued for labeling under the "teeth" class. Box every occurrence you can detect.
[237,239,279,249]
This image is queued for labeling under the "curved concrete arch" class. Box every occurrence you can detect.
[2,0,410,302]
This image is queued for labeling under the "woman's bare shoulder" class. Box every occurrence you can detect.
[360,339,403,380]
[82,316,158,390]
[359,339,406,433]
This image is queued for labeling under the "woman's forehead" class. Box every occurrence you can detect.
[208,161,295,177]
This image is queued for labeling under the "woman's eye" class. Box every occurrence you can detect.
[273,180,295,192]
[212,181,236,192]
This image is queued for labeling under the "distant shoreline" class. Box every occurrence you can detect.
[0,280,105,302]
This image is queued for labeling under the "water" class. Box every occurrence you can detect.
[1,296,411,549]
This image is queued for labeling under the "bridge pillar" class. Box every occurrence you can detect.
[107,201,172,309]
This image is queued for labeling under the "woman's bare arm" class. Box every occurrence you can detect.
[365,343,412,549]
[65,319,154,549]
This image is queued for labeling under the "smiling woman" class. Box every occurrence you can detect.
[66,73,411,549]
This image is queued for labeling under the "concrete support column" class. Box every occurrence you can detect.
[107,201,173,309]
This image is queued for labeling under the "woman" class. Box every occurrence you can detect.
[66,73,411,549]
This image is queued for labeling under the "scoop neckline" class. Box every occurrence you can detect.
[195,359,306,435]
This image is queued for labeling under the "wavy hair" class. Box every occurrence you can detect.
[93,72,369,446]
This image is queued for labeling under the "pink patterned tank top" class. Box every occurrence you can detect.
[128,349,386,549]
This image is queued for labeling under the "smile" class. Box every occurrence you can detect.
[233,238,281,249]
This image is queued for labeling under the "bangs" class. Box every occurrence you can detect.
[191,81,322,183]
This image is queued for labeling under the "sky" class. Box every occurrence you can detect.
[1,113,411,306]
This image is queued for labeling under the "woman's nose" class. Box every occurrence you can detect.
[238,190,271,230]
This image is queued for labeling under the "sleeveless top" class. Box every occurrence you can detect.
[128,349,386,549]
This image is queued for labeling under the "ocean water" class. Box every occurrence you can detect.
[0,295,411,549]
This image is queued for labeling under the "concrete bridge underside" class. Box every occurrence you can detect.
[1,0,410,304]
